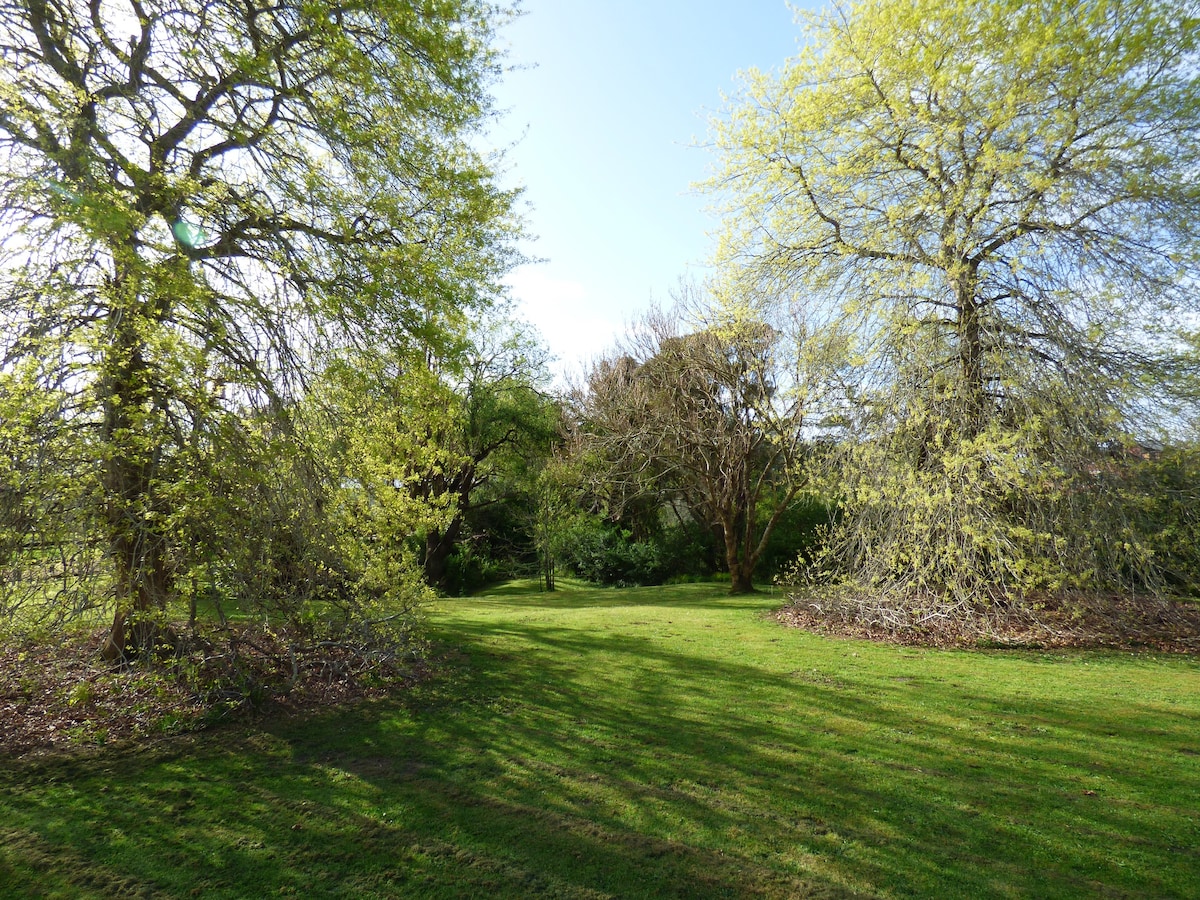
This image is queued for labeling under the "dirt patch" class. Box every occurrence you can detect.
[777,591,1200,653]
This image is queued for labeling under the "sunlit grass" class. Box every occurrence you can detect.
[2,580,1199,897]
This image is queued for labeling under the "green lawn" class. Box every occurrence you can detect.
[2,580,1199,898]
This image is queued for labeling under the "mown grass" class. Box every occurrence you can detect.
[2,579,1199,898]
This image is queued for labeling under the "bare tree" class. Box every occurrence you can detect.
[574,287,811,593]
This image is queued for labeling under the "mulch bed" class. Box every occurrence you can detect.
[0,625,420,760]
[778,591,1200,653]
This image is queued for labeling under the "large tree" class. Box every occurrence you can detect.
[575,293,812,593]
[709,0,1200,606]
[0,0,519,657]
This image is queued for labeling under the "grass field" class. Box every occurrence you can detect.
[2,579,1199,898]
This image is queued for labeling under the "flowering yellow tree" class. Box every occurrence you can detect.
[709,0,1200,610]
[0,0,520,657]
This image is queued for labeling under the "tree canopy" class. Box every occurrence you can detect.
[709,0,1200,606]
[0,0,520,657]
[573,289,812,593]
[316,321,557,594]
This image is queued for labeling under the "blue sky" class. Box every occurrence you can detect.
[485,0,819,378]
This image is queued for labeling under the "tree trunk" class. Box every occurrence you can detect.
[955,261,985,434]
[720,517,757,594]
[102,530,173,662]
[423,516,462,592]
[98,267,173,662]
[728,564,757,594]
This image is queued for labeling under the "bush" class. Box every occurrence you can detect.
[443,546,506,596]
[1116,446,1200,596]
[557,498,836,589]
[755,496,836,581]
[559,519,668,587]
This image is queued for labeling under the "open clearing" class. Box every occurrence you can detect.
[2,580,1199,898]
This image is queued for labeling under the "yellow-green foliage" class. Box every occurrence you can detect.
[812,423,1141,603]
[0,0,522,657]
[710,0,1200,609]
[0,362,108,631]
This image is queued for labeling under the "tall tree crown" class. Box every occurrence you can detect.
[709,0,1200,604]
[712,0,1200,431]
[0,0,520,372]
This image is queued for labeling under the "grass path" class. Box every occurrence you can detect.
[2,580,1200,897]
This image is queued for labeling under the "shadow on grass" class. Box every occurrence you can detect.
[2,595,1198,899]
[410,616,1200,896]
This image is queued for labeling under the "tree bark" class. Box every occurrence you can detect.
[720,516,758,594]
[728,566,757,594]
[955,261,985,434]
[98,269,172,662]
[422,516,462,592]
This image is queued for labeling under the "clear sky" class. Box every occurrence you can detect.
[485,0,819,380]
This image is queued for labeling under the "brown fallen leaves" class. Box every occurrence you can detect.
[0,625,422,759]
[778,591,1200,653]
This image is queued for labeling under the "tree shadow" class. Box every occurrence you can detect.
[2,598,1197,898]
[395,614,1200,897]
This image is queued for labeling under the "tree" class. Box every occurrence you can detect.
[0,359,106,629]
[0,0,519,657]
[416,324,556,592]
[312,320,557,595]
[574,289,812,593]
[530,456,577,592]
[414,326,559,591]
[709,0,1200,607]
